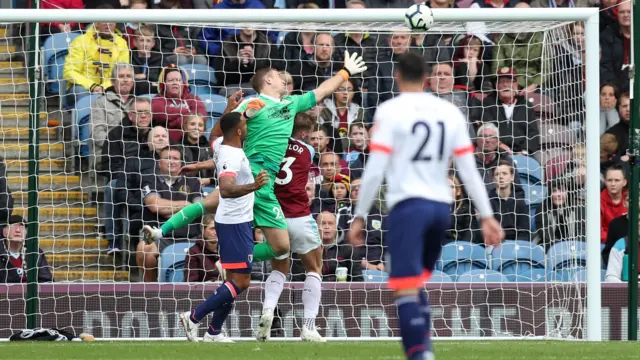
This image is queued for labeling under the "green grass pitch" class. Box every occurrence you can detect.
[5,341,640,360]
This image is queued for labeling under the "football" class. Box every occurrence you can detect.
[404,3,434,31]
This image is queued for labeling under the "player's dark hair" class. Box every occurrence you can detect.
[220,112,243,137]
[396,52,426,83]
[292,113,317,136]
[251,67,276,93]
[605,163,627,179]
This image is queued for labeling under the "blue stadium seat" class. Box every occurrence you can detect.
[43,32,82,95]
[519,183,546,207]
[181,63,217,87]
[362,270,389,282]
[436,242,487,280]
[512,154,543,184]
[137,93,157,100]
[546,240,587,271]
[159,242,194,282]
[197,93,227,117]
[71,93,101,156]
[559,268,606,282]
[190,85,215,98]
[512,268,548,282]
[429,270,454,283]
[457,269,509,283]
[490,240,545,281]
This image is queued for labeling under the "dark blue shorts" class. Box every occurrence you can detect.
[216,221,254,274]
[387,198,450,290]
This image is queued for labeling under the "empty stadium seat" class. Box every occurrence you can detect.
[181,63,217,87]
[512,154,543,184]
[158,242,194,282]
[558,268,606,282]
[362,269,389,282]
[457,269,509,283]
[513,268,548,282]
[519,183,546,207]
[490,240,545,281]
[436,242,487,280]
[527,93,554,118]
[72,93,101,156]
[43,31,81,95]
[545,240,587,271]
[540,123,575,148]
[429,270,454,283]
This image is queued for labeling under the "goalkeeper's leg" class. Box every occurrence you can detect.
[141,188,219,242]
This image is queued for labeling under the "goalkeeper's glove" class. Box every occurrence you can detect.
[141,225,163,245]
[341,51,368,77]
[243,98,266,119]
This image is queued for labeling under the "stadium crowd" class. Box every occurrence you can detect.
[1,0,635,283]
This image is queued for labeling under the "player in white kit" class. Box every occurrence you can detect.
[179,112,268,343]
[349,53,505,360]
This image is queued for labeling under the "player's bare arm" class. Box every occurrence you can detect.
[312,51,367,103]
[179,159,215,174]
[219,170,269,198]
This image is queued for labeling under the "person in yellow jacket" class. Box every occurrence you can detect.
[63,21,130,105]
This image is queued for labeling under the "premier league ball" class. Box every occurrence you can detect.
[405,3,435,31]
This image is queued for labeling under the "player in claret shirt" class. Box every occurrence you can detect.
[256,112,325,342]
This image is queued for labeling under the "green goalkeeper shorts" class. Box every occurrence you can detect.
[250,161,287,230]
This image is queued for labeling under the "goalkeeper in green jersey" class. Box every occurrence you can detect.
[143,51,367,262]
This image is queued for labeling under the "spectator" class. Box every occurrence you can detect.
[40,0,83,42]
[306,180,315,209]
[137,146,202,282]
[600,1,631,93]
[125,126,171,245]
[475,123,520,187]
[344,122,369,179]
[600,0,619,32]
[101,97,153,252]
[530,0,590,7]
[199,0,275,58]
[336,178,386,267]
[122,0,150,49]
[446,175,480,243]
[534,180,585,249]
[309,125,347,165]
[0,159,13,225]
[131,25,166,95]
[180,115,215,186]
[315,152,343,213]
[550,22,586,126]
[599,133,627,189]
[410,30,453,75]
[332,174,351,212]
[295,33,339,92]
[216,28,281,96]
[151,64,207,143]
[452,35,490,92]
[279,3,320,75]
[63,4,129,105]
[280,71,295,95]
[372,30,411,104]
[316,211,362,282]
[605,233,639,283]
[0,216,52,283]
[425,63,473,127]
[606,92,630,157]
[156,0,209,66]
[492,14,549,94]
[185,214,222,282]
[91,63,134,170]
[332,0,379,93]
[600,83,619,135]
[488,161,530,241]
[319,79,365,139]
[600,164,627,244]
[471,0,520,8]
[603,192,629,266]
[481,67,539,155]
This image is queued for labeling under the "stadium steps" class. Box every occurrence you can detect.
[0,143,65,159]
[35,222,98,237]
[53,270,130,282]
[0,44,16,61]
[12,190,88,204]
[0,61,25,76]
[40,238,108,253]
[48,253,117,268]
[0,77,28,93]
[7,174,82,191]
[0,111,53,128]
[12,207,97,222]
[5,159,67,174]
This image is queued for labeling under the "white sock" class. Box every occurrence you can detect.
[263,270,286,311]
[302,272,322,330]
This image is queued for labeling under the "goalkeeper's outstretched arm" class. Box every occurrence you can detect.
[312,51,367,103]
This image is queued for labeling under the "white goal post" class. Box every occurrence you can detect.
[0,7,601,341]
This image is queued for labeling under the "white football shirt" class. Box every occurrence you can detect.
[369,92,474,209]
[212,137,255,224]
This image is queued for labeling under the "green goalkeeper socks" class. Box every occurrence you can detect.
[253,242,278,262]
[160,201,207,236]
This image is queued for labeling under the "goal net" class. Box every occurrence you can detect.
[0,8,607,341]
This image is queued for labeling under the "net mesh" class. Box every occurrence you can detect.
[0,10,602,340]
